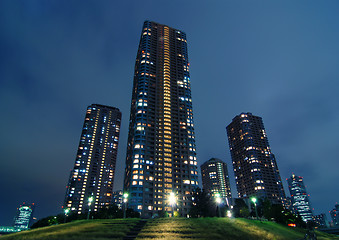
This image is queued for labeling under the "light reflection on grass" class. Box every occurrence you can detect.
[137,218,339,240]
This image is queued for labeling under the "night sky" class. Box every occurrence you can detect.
[1,0,339,226]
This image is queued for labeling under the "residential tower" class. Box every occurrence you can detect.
[64,104,121,214]
[124,21,199,218]
[226,113,285,204]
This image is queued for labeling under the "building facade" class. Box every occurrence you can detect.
[330,203,339,226]
[287,174,313,222]
[313,213,328,228]
[64,104,121,214]
[13,203,34,230]
[285,197,293,211]
[112,190,123,209]
[201,158,232,206]
[226,113,285,204]
[124,21,199,218]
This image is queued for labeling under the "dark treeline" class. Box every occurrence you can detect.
[189,187,306,228]
[31,204,140,229]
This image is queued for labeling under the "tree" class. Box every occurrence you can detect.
[92,204,140,219]
[31,204,140,229]
[262,198,272,219]
[31,214,64,229]
[233,198,250,218]
[126,207,141,218]
[189,187,215,217]
[92,204,123,219]
[261,201,305,227]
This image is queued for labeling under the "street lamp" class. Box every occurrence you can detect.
[87,196,93,220]
[251,197,258,220]
[168,192,177,217]
[64,208,70,223]
[215,193,222,217]
[123,193,129,218]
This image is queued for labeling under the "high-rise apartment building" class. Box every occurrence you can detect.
[124,21,199,218]
[64,104,121,214]
[201,158,232,206]
[13,202,34,230]
[287,174,313,222]
[226,113,285,204]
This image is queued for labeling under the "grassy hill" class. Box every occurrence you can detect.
[138,218,338,240]
[0,219,139,240]
[1,218,338,240]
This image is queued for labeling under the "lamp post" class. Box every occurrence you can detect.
[227,210,232,218]
[64,208,70,223]
[87,196,93,220]
[215,193,222,217]
[123,193,129,218]
[251,197,258,220]
[168,192,177,217]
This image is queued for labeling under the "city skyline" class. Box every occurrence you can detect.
[1,1,339,225]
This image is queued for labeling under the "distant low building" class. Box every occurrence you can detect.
[112,190,123,209]
[330,203,339,226]
[313,213,329,228]
[13,202,34,230]
[0,226,20,235]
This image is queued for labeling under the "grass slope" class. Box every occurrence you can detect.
[138,218,339,240]
[1,218,338,240]
[0,219,139,240]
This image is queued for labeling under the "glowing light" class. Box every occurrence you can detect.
[123,193,129,203]
[215,193,222,204]
[168,192,176,206]
[88,197,93,206]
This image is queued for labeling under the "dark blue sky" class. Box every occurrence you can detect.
[1,0,339,225]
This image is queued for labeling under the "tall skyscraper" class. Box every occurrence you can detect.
[13,203,34,230]
[64,104,121,214]
[287,174,313,222]
[226,113,285,204]
[124,21,199,218]
[201,158,232,206]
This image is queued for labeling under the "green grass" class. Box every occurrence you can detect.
[1,218,338,240]
[137,218,339,240]
[0,219,139,240]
